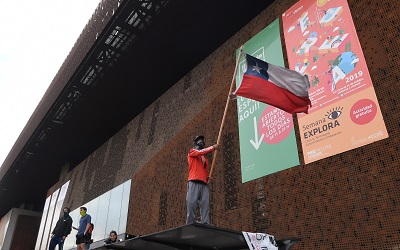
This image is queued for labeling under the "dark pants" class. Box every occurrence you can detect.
[76,234,85,245]
[49,235,64,250]
[186,181,210,224]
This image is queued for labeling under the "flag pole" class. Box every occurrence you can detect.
[208,45,244,182]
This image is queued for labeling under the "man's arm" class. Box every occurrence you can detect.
[188,145,218,157]
[104,238,111,245]
[84,223,91,235]
[84,215,92,235]
[64,217,73,238]
[50,218,59,237]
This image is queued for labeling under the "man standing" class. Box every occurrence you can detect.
[74,207,92,250]
[186,135,218,225]
[49,207,73,250]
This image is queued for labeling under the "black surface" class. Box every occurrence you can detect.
[95,223,247,250]
[93,223,301,250]
[102,236,181,250]
[141,223,248,250]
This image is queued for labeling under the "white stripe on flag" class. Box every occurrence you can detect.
[266,63,310,97]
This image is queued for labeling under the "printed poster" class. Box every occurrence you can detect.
[282,0,388,163]
[236,19,300,183]
[242,232,278,250]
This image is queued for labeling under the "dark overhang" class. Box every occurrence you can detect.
[95,223,301,250]
[0,0,274,217]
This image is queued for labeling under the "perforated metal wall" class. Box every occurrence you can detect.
[52,0,400,248]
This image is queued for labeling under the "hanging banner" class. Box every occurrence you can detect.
[242,232,278,250]
[236,19,300,183]
[282,0,388,163]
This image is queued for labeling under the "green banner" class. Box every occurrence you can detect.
[236,19,300,183]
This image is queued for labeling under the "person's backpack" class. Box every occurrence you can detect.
[85,223,94,244]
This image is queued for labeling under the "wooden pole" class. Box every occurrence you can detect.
[208,45,244,182]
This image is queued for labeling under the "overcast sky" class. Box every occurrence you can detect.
[0,0,100,167]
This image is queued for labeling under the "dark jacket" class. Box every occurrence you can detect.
[52,214,73,237]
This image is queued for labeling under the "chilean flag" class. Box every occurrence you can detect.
[234,54,311,114]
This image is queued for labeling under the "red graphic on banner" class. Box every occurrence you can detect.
[350,99,377,125]
[259,106,293,144]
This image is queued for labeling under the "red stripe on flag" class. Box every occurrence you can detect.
[235,75,311,114]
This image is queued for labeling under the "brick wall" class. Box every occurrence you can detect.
[51,0,400,248]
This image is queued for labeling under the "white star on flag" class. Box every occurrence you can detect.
[252,63,262,73]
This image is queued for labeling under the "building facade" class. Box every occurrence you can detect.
[36,0,400,249]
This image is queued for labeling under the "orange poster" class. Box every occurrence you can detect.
[282,0,388,163]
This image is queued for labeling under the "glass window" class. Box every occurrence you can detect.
[105,184,123,235]
[59,180,131,249]
[34,195,51,250]
[41,189,60,249]
[87,198,99,242]
[119,180,131,234]
[63,209,80,250]
[48,180,70,245]
[94,191,110,239]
